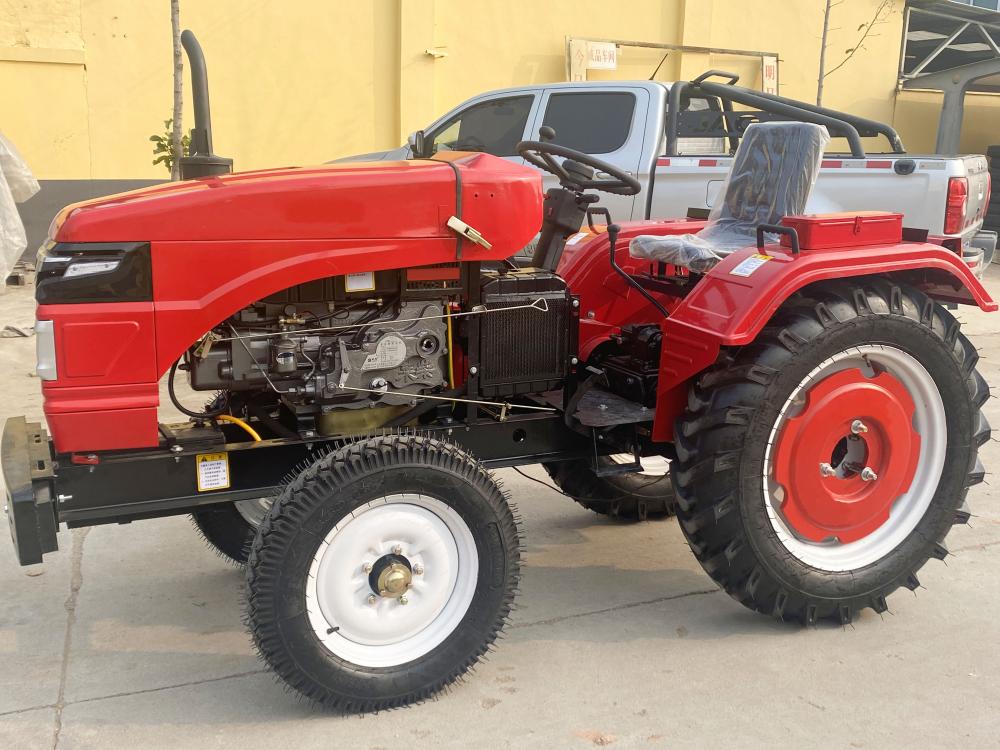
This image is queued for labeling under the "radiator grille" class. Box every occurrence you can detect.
[477,295,570,398]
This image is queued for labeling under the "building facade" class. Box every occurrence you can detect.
[1,0,997,183]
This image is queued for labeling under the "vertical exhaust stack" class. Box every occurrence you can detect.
[178,30,234,180]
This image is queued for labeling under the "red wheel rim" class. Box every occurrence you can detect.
[772,367,921,544]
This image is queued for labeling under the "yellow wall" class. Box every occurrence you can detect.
[1,0,994,180]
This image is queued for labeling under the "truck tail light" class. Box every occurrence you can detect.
[944,176,968,234]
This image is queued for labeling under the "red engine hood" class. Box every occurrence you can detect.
[53,152,542,256]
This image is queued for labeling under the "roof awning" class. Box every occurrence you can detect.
[903,0,1000,92]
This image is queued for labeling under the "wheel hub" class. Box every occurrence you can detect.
[369,554,413,599]
[773,367,921,543]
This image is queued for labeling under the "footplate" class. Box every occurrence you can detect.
[2,417,58,565]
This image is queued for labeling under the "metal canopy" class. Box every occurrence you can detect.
[900,1,1000,153]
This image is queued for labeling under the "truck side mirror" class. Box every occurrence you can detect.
[410,130,430,159]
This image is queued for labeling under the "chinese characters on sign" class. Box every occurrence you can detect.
[587,42,618,70]
[762,55,778,95]
[568,39,618,80]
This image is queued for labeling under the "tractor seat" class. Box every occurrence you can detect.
[630,122,830,273]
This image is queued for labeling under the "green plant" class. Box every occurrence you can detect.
[150,119,189,174]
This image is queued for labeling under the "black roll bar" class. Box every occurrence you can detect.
[664,71,905,158]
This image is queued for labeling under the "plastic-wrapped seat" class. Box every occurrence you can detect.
[630,122,830,273]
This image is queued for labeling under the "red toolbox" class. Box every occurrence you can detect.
[779,211,903,250]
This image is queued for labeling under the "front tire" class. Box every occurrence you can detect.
[245,434,520,711]
[673,281,988,624]
[191,498,271,565]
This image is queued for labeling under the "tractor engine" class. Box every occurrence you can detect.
[184,267,575,436]
[187,274,451,434]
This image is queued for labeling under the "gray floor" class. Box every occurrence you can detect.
[1,272,999,750]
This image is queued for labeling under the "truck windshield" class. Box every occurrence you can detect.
[429,96,533,157]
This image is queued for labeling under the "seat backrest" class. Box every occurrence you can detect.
[713,122,828,228]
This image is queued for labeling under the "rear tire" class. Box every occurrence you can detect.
[673,281,988,624]
[545,455,676,520]
[245,433,520,711]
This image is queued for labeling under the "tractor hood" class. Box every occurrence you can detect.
[52,152,542,255]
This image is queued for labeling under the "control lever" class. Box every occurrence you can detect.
[589,208,669,318]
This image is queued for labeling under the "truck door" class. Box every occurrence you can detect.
[422,93,540,166]
[531,87,650,223]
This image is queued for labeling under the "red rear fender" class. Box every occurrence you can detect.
[651,241,996,441]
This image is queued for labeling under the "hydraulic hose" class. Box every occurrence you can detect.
[167,358,230,419]
[216,414,262,442]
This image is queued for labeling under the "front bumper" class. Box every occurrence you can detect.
[2,417,58,565]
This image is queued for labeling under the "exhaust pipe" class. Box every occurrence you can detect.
[178,30,233,180]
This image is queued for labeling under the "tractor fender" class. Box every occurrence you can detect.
[652,241,997,441]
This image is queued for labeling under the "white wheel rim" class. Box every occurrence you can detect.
[305,493,478,668]
[234,497,272,527]
[762,345,947,572]
[608,453,671,476]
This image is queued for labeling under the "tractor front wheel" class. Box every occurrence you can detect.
[245,433,520,711]
[673,281,988,624]
[191,498,271,565]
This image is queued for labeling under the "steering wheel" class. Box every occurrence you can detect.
[516,130,641,196]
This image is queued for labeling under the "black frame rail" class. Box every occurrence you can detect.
[47,412,640,529]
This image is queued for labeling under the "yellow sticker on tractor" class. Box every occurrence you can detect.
[729,253,772,277]
[196,452,230,491]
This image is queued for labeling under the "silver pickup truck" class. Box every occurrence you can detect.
[343,72,995,272]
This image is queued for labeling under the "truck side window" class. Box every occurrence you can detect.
[429,96,534,157]
[541,92,636,154]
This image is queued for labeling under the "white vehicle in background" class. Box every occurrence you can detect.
[342,70,995,273]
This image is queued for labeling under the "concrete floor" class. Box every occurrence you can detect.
[1,272,999,750]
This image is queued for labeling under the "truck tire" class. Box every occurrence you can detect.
[673,280,988,624]
[544,455,676,520]
[245,433,520,711]
[191,498,272,565]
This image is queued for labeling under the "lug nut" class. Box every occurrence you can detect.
[362,562,373,573]
[851,419,869,435]
[861,467,878,482]
[399,596,409,605]
[392,544,403,556]
[819,462,837,477]
[367,594,378,605]
[413,563,424,575]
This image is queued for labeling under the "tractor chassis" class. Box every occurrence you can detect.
[4,403,653,565]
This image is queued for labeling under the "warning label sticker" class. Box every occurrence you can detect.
[729,254,772,277]
[565,231,591,246]
[362,334,408,371]
[196,452,230,492]
[345,271,376,293]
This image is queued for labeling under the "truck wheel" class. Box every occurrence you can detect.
[544,455,676,520]
[245,434,520,711]
[673,281,988,624]
[191,498,271,565]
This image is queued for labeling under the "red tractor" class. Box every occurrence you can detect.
[2,35,993,711]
